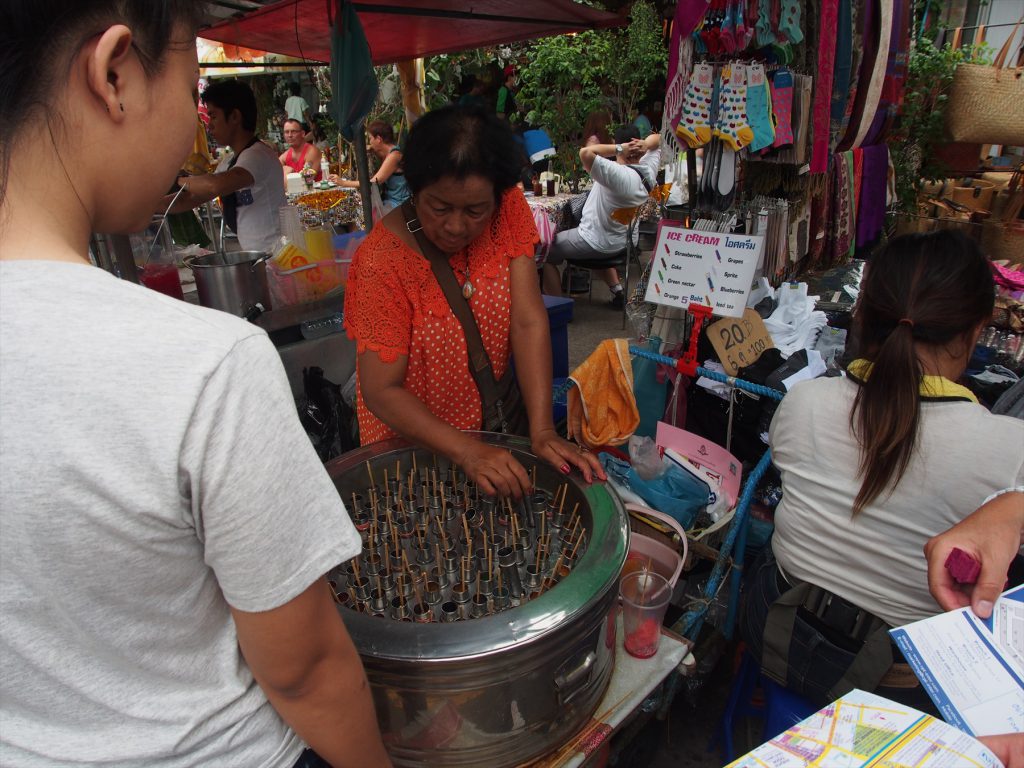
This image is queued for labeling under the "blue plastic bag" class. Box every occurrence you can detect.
[600,452,710,529]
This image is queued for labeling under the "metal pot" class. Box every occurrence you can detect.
[184,251,272,317]
[325,433,629,768]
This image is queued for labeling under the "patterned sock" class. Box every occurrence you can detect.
[755,0,775,47]
[771,42,794,65]
[675,63,715,148]
[742,0,759,48]
[720,0,738,53]
[734,0,748,50]
[777,0,804,43]
[746,63,776,152]
[713,64,755,151]
[771,67,795,148]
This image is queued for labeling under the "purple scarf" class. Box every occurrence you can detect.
[856,144,888,250]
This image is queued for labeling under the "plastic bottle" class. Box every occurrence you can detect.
[320,157,330,183]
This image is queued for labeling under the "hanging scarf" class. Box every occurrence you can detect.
[856,144,889,250]
[865,0,911,145]
[830,0,854,134]
[851,0,894,149]
[831,151,856,263]
[838,0,872,151]
[847,359,978,403]
[810,0,839,173]
[808,185,829,265]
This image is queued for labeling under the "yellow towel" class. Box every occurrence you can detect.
[567,338,639,448]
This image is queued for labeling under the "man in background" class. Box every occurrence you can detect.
[169,80,285,253]
[542,126,661,307]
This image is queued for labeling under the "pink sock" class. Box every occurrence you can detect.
[770,68,794,148]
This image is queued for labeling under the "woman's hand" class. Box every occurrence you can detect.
[458,443,533,499]
[531,427,606,484]
[978,734,1024,768]
[923,491,1024,619]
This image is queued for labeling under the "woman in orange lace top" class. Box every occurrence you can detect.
[345,107,603,497]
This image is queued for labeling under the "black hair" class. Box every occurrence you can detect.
[202,79,258,133]
[0,0,203,206]
[288,81,301,96]
[849,230,995,515]
[614,124,641,144]
[402,105,526,205]
[366,119,395,144]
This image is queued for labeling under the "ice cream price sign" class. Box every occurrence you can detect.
[644,222,763,318]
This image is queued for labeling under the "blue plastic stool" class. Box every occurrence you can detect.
[762,676,818,740]
[712,650,817,762]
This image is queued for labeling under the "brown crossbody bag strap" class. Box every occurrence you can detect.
[399,202,525,434]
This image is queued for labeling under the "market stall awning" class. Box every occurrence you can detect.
[201,0,626,65]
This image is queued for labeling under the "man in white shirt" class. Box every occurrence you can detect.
[169,80,286,253]
[543,126,660,307]
[284,82,314,131]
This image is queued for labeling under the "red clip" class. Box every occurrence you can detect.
[676,304,713,377]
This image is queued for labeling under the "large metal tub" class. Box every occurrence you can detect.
[325,433,629,767]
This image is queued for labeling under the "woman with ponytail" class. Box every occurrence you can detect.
[741,230,1024,709]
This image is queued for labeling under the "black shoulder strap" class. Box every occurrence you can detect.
[626,164,653,193]
[399,202,498,387]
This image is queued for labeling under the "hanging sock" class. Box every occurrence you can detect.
[713,63,755,151]
[755,0,775,47]
[746,63,776,152]
[675,63,715,148]
[776,0,804,43]
[771,43,794,65]
[720,0,738,53]
[770,67,794,149]
[734,0,748,50]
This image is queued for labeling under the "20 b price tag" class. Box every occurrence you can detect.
[707,308,775,376]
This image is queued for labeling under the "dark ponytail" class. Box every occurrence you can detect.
[849,230,994,515]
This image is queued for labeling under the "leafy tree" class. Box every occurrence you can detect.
[601,0,666,126]
[517,32,608,177]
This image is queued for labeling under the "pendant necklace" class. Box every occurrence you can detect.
[460,257,475,300]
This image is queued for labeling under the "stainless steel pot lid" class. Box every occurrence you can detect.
[187,251,269,268]
[324,432,630,662]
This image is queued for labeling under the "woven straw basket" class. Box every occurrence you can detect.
[946,21,1024,147]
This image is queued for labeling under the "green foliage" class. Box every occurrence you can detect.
[517,0,666,179]
[602,0,667,125]
[518,32,609,176]
[890,35,991,214]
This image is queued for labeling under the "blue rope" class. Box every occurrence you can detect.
[627,346,785,401]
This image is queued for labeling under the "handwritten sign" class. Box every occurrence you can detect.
[707,308,775,376]
[643,222,763,318]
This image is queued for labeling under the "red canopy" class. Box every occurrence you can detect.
[201,0,625,65]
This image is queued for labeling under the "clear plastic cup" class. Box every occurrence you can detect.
[620,571,672,659]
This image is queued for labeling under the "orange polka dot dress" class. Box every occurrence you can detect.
[344,188,539,445]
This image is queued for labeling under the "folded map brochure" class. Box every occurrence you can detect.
[727,689,1003,767]
[890,584,1024,736]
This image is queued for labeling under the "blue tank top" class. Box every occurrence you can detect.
[382,146,411,206]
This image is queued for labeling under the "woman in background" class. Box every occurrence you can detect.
[741,230,1024,708]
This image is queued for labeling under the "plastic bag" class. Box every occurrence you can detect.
[297,366,357,461]
[628,435,665,481]
[600,452,710,530]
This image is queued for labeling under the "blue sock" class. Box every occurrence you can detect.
[746,63,776,152]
